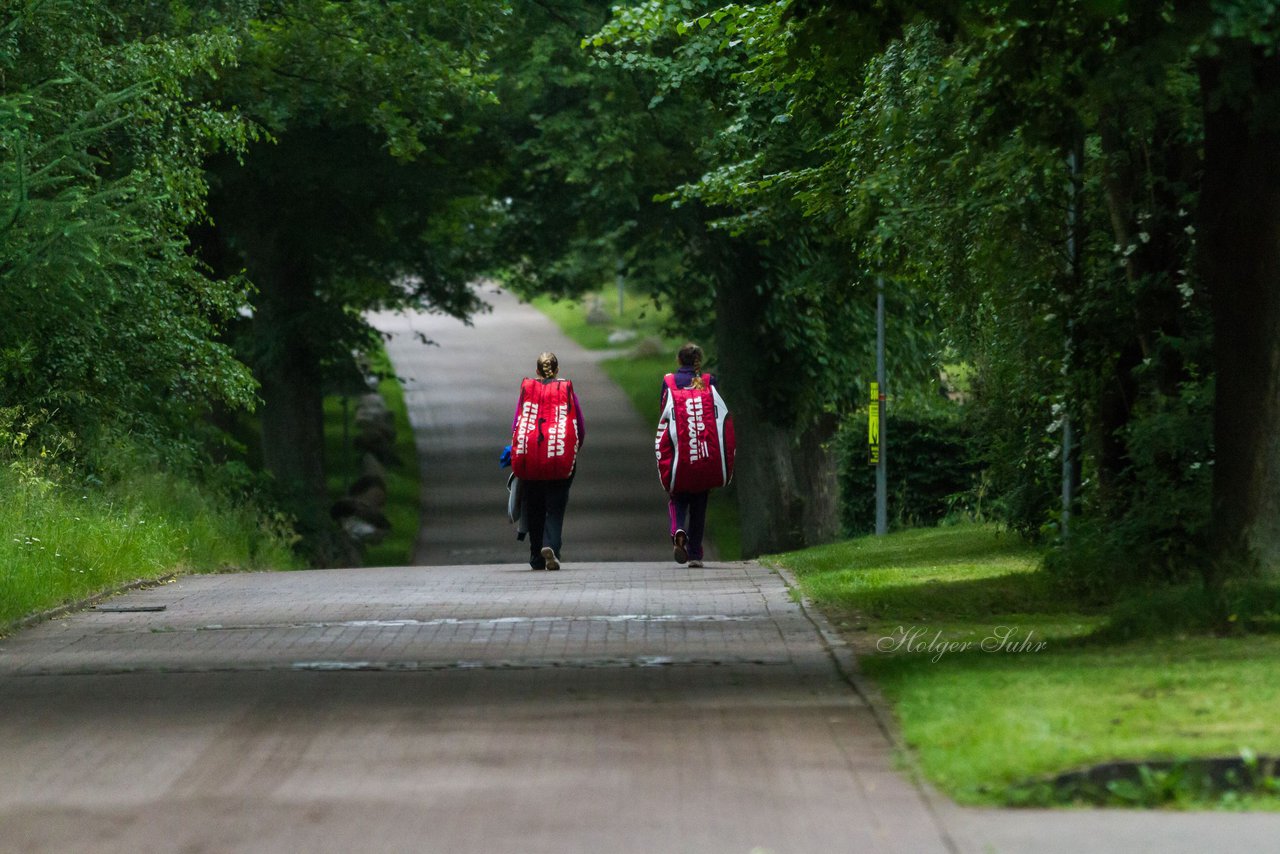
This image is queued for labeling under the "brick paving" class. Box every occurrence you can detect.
[0,563,821,677]
[0,560,955,854]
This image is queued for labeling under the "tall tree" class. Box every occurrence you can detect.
[1198,24,1280,577]
[687,0,1278,579]
[180,1,504,544]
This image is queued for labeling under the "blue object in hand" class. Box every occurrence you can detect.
[499,444,512,468]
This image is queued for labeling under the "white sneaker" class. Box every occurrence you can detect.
[541,547,560,571]
[687,559,703,568]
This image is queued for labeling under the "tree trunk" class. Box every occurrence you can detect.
[253,261,328,503]
[1200,50,1280,577]
[713,247,840,557]
[1093,106,1200,512]
[726,415,841,557]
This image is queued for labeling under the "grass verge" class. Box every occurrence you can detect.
[769,523,1280,808]
[324,348,421,566]
[1,459,298,631]
[531,287,742,560]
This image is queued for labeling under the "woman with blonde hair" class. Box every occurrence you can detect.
[510,351,585,570]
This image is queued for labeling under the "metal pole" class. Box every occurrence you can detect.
[876,276,888,536]
[616,261,625,318]
[1061,144,1081,540]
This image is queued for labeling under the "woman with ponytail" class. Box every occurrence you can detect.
[658,342,717,568]
[510,351,585,570]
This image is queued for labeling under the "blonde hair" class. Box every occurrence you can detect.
[536,351,559,379]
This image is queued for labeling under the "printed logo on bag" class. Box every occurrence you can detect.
[515,400,537,456]
[683,395,709,461]
[547,404,568,457]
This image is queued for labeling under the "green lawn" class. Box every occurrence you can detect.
[769,524,1280,808]
[531,286,742,559]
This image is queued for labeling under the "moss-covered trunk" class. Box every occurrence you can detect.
[713,249,839,558]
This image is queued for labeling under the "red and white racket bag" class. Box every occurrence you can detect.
[655,373,735,494]
[511,378,580,481]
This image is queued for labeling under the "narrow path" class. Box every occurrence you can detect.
[370,286,672,566]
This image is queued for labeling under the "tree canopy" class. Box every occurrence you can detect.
[5,0,1279,582]
[1,0,256,457]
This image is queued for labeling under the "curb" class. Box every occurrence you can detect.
[1,573,177,638]
[769,559,965,854]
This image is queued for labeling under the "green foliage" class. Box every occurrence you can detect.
[1046,372,1215,595]
[187,0,508,517]
[6,0,1275,576]
[0,409,298,628]
[699,5,1239,583]
[836,402,983,536]
[500,0,943,423]
[1098,580,1280,641]
[1006,753,1280,809]
[0,0,257,455]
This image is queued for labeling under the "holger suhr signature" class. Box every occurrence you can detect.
[876,626,1047,662]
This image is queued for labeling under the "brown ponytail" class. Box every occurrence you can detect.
[678,343,705,389]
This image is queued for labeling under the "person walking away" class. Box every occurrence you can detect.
[660,340,732,568]
[510,352,584,570]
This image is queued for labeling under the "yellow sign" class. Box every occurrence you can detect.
[868,382,880,465]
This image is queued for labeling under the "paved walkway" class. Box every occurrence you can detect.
[0,562,951,853]
[369,286,672,566]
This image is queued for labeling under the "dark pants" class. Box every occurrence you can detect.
[668,491,709,560]
[525,475,573,567]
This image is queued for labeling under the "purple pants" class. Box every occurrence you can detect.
[668,491,709,560]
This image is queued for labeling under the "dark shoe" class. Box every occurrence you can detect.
[541,546,560,571]
[673,529,688,565]
[530,562,545,570]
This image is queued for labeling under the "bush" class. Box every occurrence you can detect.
[836,403,983,535]
[1044,375,1213,597]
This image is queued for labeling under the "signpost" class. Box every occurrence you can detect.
[868,382,880,465]
[874,277,887,536]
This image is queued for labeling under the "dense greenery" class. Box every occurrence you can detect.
[5,1,1280,592]
[836,406,981,536]
[1,1,256,455]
